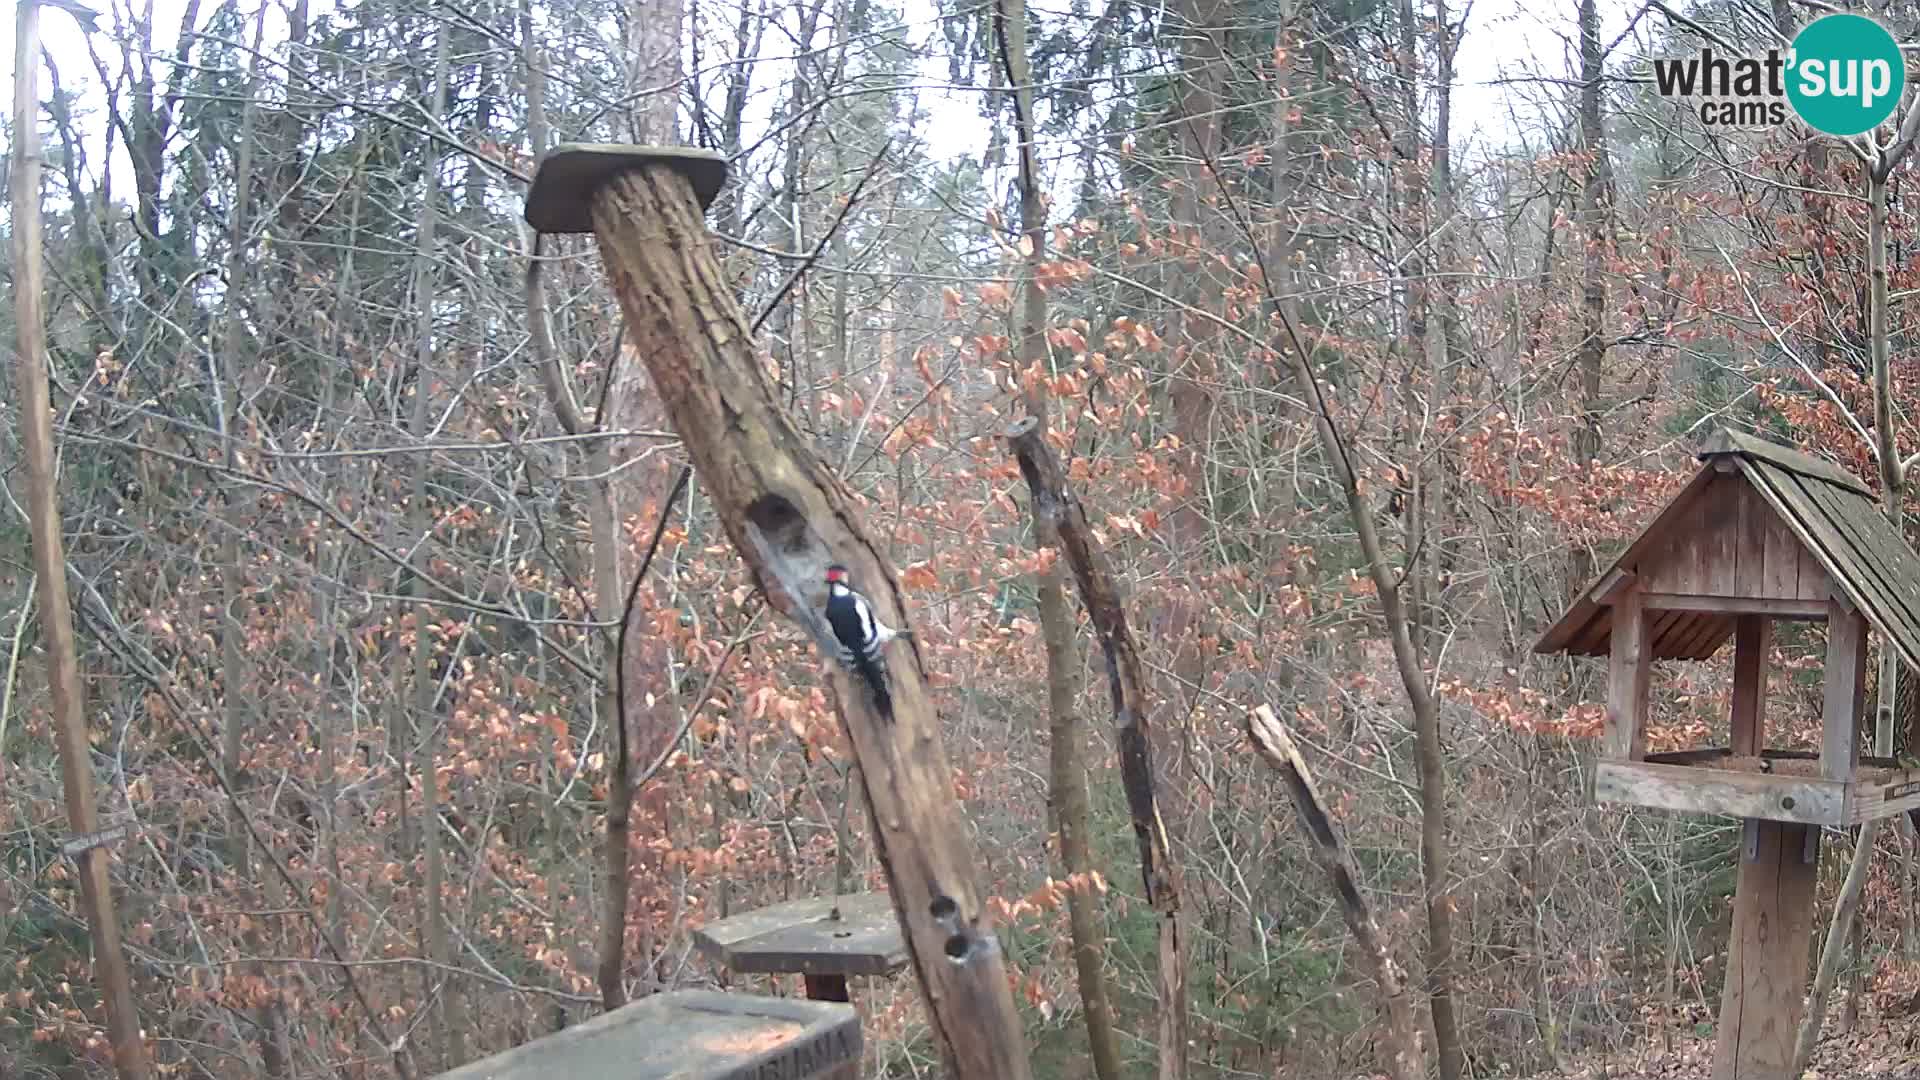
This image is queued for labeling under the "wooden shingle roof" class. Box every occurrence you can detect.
[1535,428,1920,673]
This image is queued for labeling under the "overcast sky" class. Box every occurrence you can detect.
[0,0,1643,217]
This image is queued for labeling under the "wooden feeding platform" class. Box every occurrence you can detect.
[1536,428,1920,1080]
[1597,748,1920,827]
[692,892,910,1003]
[435,989,860,1080]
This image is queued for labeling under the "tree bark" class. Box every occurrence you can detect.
[577,160,1032,1078]
[1571,0,1612,598]
[10,4,151,1075]
[992,4,1123,1073]
[1004,416,1188,1080]
[1247,705,1425,1080]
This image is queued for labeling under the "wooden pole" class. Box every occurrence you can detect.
[526,148,1031,1078]
[10,3,151,1076]
[1713,820,1817,1080]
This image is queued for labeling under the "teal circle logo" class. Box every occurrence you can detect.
[1787,14,1905,136]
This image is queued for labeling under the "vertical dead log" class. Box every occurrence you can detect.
[1246,705,1425,1080]
[1003,415,1188,1078]
[525,150,1032,1077]
[10,3,151,1076]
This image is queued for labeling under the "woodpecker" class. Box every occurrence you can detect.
[823,564,902,718]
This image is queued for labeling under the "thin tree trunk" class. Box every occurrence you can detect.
[1796,820,1879,1072]
[1257,236,1460,1080]
[11,4,151,1075]
[1795,120,1920,1075]
[410,16,464,1068]
[216,5,288,1070]
[993,2,1122,1074]
[1571,0,1611,597]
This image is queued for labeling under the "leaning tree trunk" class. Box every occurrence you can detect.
[11,3,151,1075]
[557,158,1034,1077]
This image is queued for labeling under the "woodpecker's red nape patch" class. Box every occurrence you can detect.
[825,565,849,583]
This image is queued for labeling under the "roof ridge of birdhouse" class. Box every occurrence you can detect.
[1697,426,1873,498]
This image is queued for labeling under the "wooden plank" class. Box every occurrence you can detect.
[1699,427,1874,497]
[1850,767,1920,823]
[1733,476,1768,597]
[1606,591,1651,761]
[1757,484,1810,600]
[1671,611,1732,660]
[1822,597,1867,782]
[1730,616,1770,755]
[1637,593,1828,618]
[1646,747,1735,765]
[1569,610,1612,656]
[1739,462,1919,667]
[1593,761,1845,825]
[1826,486,1920,636]
[436,989,863,1080]
[692,893,909,978]
[1649,486,1715,595]
[1588,567,1636,604]
[1712,820,1819,1080]
[1704,473,1741,596]
[1683,623,1735,661]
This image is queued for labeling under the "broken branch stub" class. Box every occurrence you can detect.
[528,145,1030,1078]
[1246,705,1425,1080]
[1003,414,1190,1080]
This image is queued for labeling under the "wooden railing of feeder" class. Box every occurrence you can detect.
[436,990,859,1080]
[1535,427,1920,1080]
[522,145,1031,1079]
[693,892,909,1003]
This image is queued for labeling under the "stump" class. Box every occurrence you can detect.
[434,990,860,1080]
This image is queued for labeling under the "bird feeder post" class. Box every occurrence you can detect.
[523,146,1031,1079]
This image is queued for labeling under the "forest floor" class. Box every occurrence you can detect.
[1516,998,1920,1078]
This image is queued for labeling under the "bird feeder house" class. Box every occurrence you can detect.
[693,892,910,1004]
[435,989,860,1080]
[1536,427,1920,1080]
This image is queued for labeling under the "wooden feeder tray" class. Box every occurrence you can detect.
[693,892,909,980]
[434,988,859,1080]
[1596,747,1920,827]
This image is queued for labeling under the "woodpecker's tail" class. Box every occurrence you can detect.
[854,654,894,720]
